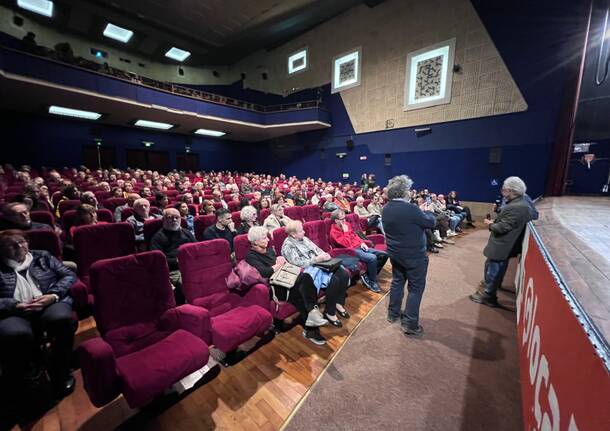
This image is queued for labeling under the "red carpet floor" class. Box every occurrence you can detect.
[284,229,523,431]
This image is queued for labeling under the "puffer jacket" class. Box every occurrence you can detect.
[0,250,75,316]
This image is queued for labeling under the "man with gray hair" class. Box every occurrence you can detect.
[381,175,436,336]
[470,176,534,307]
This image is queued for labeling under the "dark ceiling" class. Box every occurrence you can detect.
[2,0,381,66]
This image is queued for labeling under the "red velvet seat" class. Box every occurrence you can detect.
[30,210,55,227]
[25,229,61,259]
[271,227,288,255]
[194,214,216,241]
[96,208,113,223]
[58,199,81,216]
[283,206,304,222]
[178,239,272,352]
[258,208,270,223]
[303,220,362,278]
[228,201,240,212]
[72,223,136,316]
[231,211,241,226]
[121,207,135,221]
[301,205,321,222]
[61,210,77,237]
[78,251,210,408]
[103,197,126,214]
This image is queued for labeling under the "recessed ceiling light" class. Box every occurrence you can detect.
[48,105,101,120]
[103,23,133,43]
[194,128,226,137]
[134,119,174,130]
[288,48,308,75]
[165,47,191,62]
[17,0,53,17]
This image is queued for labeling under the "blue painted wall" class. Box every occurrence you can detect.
[251,0,589,202]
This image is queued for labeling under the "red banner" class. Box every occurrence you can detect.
[516,230,610,431]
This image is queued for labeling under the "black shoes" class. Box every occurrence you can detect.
[302,329,326,346]
[54,374,76,398]
[387,314,399,323]
[469,290,499,307]
[403,325,424,336]
[325,314,343,328]
[337,309,350,319]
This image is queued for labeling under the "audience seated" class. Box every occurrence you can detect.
[0,202,52,231]
[203,208,237,254]
[354,196,384,234]
[126,198,159,250]
[150,208,196,297]
[0,230,77,413]
[263,204,292,233]
[329,209,388,293]
[282,221,350,328]
[236,205,259,235]
[333,191,351,213]
[114,193,140,222]
[175,202,195,235]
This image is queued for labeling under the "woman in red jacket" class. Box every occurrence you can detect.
[329,209,388,293]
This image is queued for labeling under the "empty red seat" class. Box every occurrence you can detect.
[178,239,272,352]
[271,227,288,255]
[301,204,321,222]
[194,214,216,241]
[78,251,210,408]
[30,210,55,227]
[25,229,61,259]
[58,199,81,216]
[228,201,240,212]
[72,223,136,316]
[283,206,304,222]
[103,197,126,214]
[96,209,113,223]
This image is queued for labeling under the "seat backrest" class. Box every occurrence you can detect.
[178,239,233,303]
[271,227,288,255]
[61,209,78,234]
[301,205,320,222]
[121,207,135,221]
[89,250,174,335]
[303,220,331,252]
[58,199,82,216]
[231,211,241,226]
[283,206,303,222]
[143,218,163,248]
[25,229,61,259]
[233,234,250,262]
[103,197,126,213]
[259,208,270,223]
[73,222,136,280]
[94,191,111,202]
[30,211,55,227]
[346,213,363,233]
[228,201,240,212]
[212,202,223,210]
[194,214,216,241]
[349,201,358,212]
[96,209,113,223]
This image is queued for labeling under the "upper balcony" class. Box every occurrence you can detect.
[0,45,331,142]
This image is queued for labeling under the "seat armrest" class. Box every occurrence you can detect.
[78,337,121,407]
[159,304,211,344]
[366,234,385,245]
[69,278,89,309]
[329,248,356,257]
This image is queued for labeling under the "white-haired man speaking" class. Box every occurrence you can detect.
[470,176,534,307]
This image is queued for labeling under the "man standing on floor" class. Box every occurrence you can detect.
[382,175,436,336]
[470,176,533,307]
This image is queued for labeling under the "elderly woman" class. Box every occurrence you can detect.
[236,205,259,235]
[263,204,292,233]
[0,230,77,401]
[200,199,216,216]
[245,226,329,346]
[282,221,350,326]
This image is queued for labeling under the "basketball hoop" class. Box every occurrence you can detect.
[582,153,596,169]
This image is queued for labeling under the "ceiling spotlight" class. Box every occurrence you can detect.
[165,47,191,62]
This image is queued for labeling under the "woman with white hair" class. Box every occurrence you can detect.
[263,204,292,233]
[245,226,329,346]
[236,205,259,235]
[282,220,350,326]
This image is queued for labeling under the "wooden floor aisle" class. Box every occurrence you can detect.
[18,269,392,431]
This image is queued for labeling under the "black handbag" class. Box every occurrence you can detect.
[313,257,342,272]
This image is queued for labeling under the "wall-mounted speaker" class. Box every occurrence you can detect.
[384,153,392,166]
[346,139,354,151]
[262,72,268,80]
[489,147,502,164]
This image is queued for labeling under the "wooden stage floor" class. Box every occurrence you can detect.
[15,269,393,431]
[533,196,610,346]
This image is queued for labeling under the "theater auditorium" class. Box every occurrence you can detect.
[0,0,609,430]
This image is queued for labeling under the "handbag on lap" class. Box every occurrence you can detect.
[269,262,301,289]
[313,257,342,272]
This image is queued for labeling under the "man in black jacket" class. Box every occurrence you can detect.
[150,208,195,299]
[382,175,436,336]
[0,230,77,406]
[470,176,534,307]
[203,208,237,254]
[0,202,52,231]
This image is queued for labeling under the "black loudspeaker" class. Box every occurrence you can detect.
[489,147,502,164]
[384,153,392,166]
[346,139,354,151]
[262,72,268,80]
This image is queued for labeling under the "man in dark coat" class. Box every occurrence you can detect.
[382,175,436,336]
[470,176,534,307]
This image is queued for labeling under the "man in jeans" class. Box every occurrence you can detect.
[382,175,436,336]
[329,209,388,293]
[470,176,533,307]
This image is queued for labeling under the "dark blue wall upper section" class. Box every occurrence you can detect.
[251,0,588,202]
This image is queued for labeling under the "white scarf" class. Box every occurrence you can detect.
[5,253,42,303]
